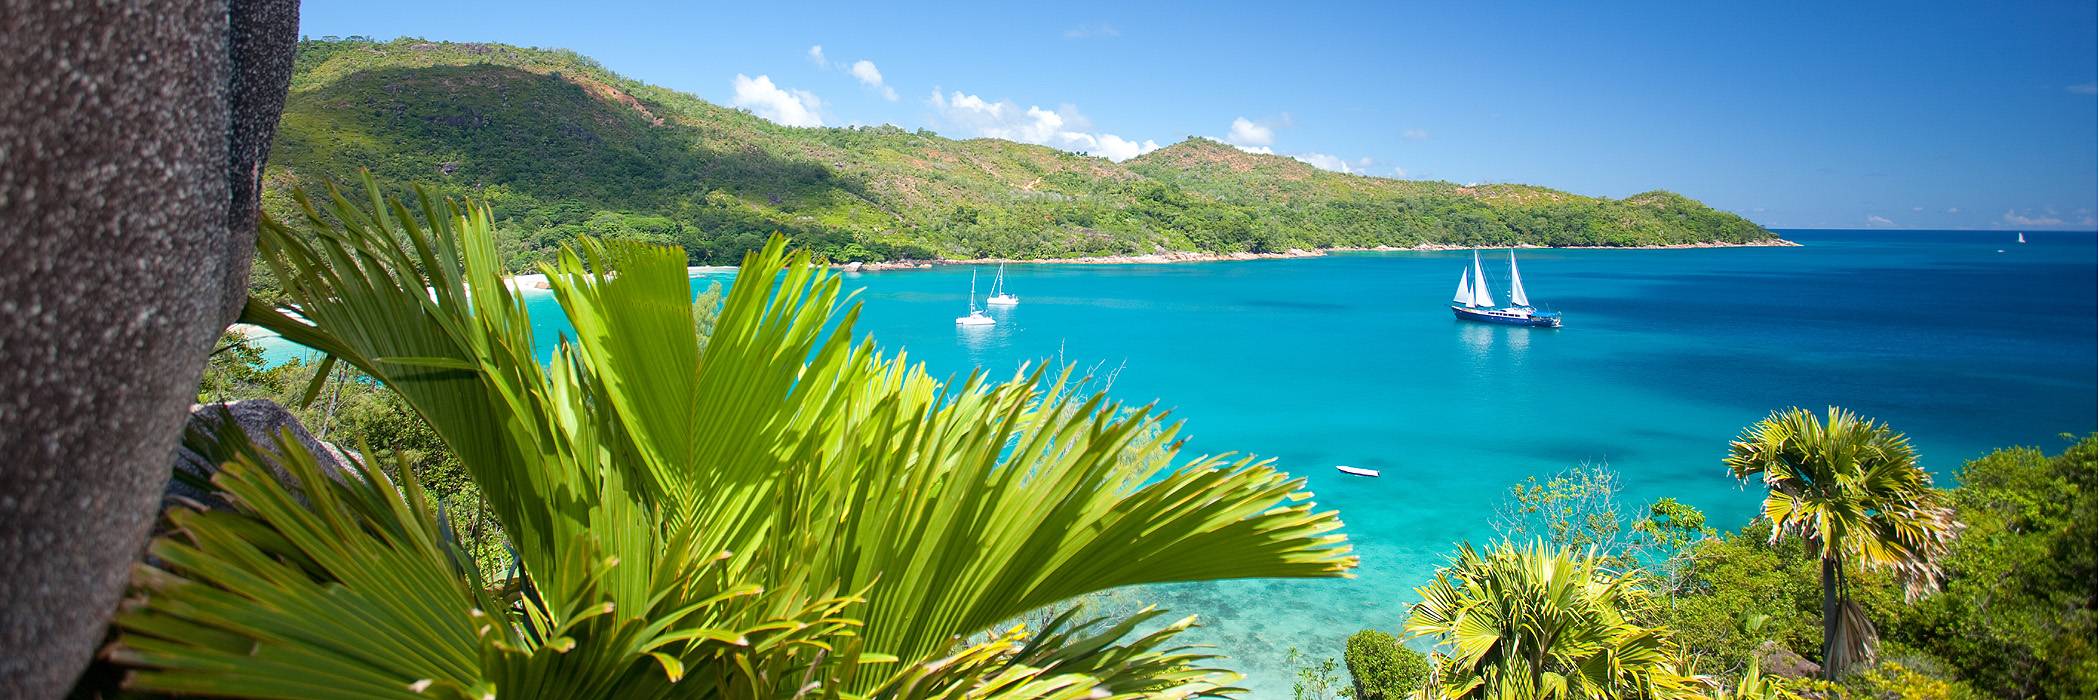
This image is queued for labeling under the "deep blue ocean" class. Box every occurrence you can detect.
[260,229,2097,695]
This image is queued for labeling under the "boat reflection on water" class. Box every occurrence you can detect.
[1458,321,1494,355]
[1457,321,1532,363]
[956,321,995,350]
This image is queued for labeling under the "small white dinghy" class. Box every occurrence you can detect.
[1336,465,1380,478]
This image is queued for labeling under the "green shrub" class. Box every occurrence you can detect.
[1344,629,1430,699]
[1845,659,1990,700]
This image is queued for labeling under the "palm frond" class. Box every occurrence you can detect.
[123,174,1355,696]
[1406,540,1703,700]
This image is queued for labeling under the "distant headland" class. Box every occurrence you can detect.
[262,38,1786,280]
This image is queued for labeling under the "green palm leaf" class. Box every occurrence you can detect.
[115,174,1355,697]
[1406,540,1703,700]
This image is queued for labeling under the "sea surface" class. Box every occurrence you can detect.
[259,229,2097,695]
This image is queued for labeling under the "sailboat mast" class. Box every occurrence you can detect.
[969,271,978,312]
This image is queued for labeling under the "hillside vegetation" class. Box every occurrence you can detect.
[266,37,1780,269]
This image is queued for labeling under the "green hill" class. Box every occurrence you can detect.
[264,38,1781,269]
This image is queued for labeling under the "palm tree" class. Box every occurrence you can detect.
[1724,407,1959,680]
[110,176,1357,697]
[1405,540,1704,700]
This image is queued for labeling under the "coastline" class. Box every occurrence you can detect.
[488,239,1802,281]
[855,237,1800,270]
[501,265,737,291]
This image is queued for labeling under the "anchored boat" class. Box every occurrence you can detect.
[956,271,996,326]
[1451,249,1562,328]
[1336,465,1380,478]
[986,264,1019,306]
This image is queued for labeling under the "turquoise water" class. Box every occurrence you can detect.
[257,229,2096,694]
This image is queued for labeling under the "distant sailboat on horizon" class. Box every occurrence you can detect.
[1450,249,1562,328]
[986,264,1019,306]
[2018,232,2027,244]
[957,270,996,326]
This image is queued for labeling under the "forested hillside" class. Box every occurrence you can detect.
[265,38,1781,269]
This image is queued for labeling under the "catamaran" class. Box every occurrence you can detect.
[1451,249,1562,328]
[957,270,996,326]
[986,264,1019,306]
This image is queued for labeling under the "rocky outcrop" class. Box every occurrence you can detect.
[0,1,299,695]
[1756,640,1822,679]
[171,400,360,511]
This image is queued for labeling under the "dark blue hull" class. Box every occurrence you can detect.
[1452,305,1563,328]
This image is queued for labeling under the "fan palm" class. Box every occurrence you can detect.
[112,174,1356,697]
[1404,540,1703,700]
[1724,407,1959,680]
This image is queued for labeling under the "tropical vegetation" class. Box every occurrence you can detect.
[1406,539,1702,699]
[1723,408,1961,680]
[1382,416,2093,699]
[261,37,1779,287]
[115,177,1358,697]
[1343,628,1432,700]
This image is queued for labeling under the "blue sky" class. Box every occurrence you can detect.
[300,0,2096,230]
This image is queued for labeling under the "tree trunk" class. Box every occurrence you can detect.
[0,2,297,695]
[1821,557,1840,681]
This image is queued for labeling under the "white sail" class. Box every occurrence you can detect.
[1508,250,1529,307]
[1454,269,1473,305]
[2018,232,2027,243]
[1470,251,1497,308]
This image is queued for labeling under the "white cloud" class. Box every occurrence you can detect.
[1295,153,1354,173]
[732,74,824,127]
[1402,128,1430,141]
[2070,82,2097,95]
[1063,23,1120,39]
[1393,167,1409,178]
[1079,133,1160,161]
[1226,117,1274,147]
[849,59,898,100]
[928,89,1159,161]
[1946,207,1961,214]
[2002,210,2064,226]
[807,45,827,68]
[1866,215,1896,227]
[1217,118,1366,174]
[1911,206,1923,212]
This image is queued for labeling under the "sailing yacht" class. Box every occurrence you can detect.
[986,264,1019,306]
[956,270,996,326]
[1451,249,1563,328]
[2018,232,2027,244]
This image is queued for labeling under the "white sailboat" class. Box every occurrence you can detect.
[2018,232,2027,244]
[1449,249,1562,328]
[986,264,1019,306]
[957,270,996,326]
